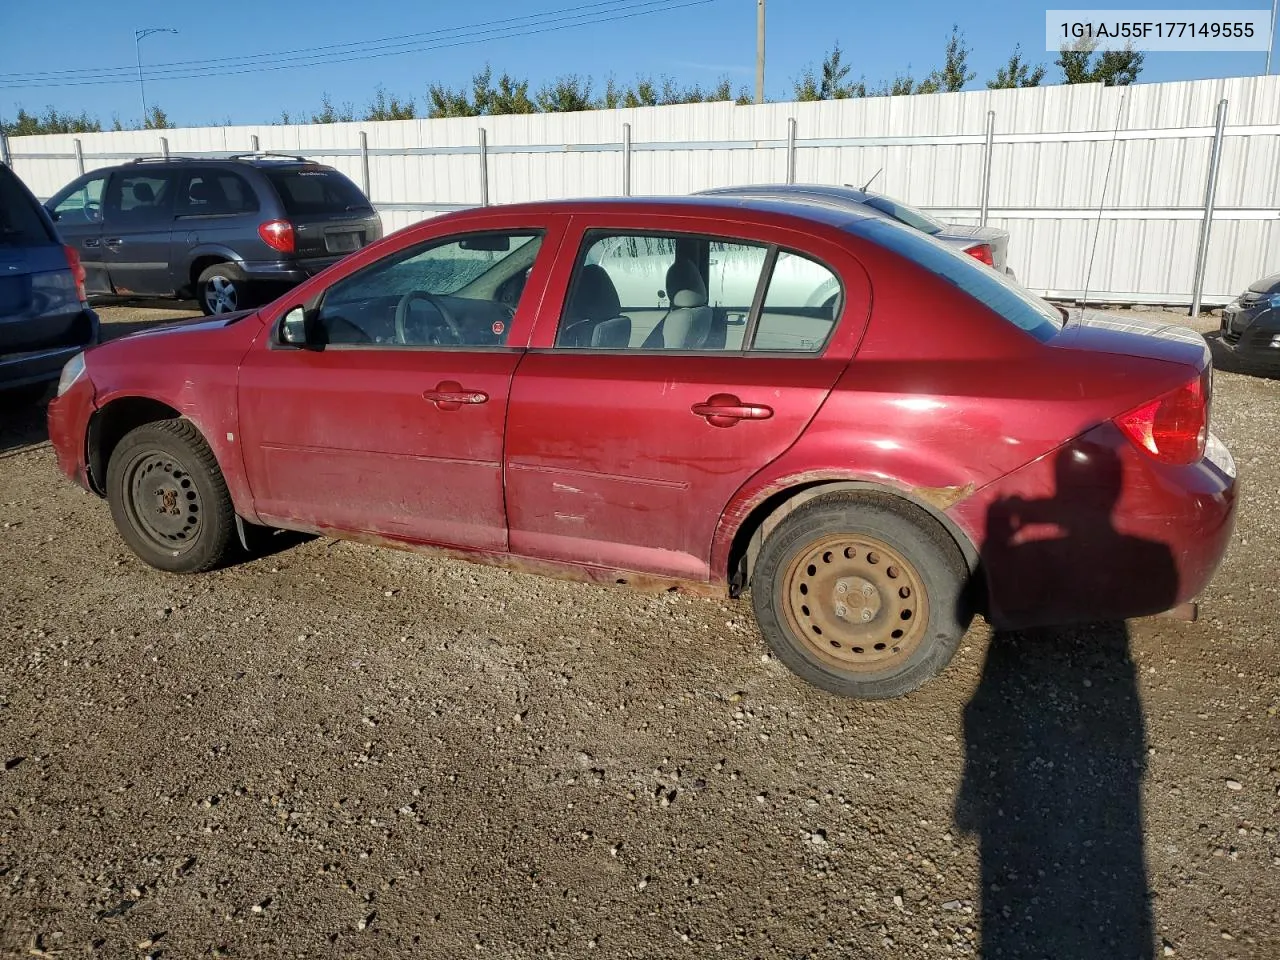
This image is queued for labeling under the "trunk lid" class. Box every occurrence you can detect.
[289,210,384,258]
[940,223,1011,273]
[1053,310,1210,374]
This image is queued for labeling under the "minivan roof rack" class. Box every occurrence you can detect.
[226,151,311,162]
[127,156,197,164]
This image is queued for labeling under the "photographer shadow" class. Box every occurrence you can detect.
[956,443,1178,959]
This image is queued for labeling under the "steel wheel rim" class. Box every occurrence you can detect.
[204,276,237,314]
[124,450,202,550]
[781,533,928,674]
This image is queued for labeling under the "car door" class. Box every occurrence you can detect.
[101,168,178,296]
[504,217,864,581]
[237,221,563,551]
[45,172,109,294]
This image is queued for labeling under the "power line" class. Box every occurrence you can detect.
[0,0,719,89]
[1,0,642,80]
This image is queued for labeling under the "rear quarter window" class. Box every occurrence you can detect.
[265,167,371,215]
[0,167,55,245]
[851,218,1061,342]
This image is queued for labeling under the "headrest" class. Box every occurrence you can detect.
[568,263,622,320]
[132,181,155,203]
[665,258,707,308]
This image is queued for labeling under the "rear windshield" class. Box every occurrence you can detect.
[851,217,1063,342]
[861,194,945,235]
[0,167,55,246]
[264,167,371,215]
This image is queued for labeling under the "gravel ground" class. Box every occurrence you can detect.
[1,303,1277,959]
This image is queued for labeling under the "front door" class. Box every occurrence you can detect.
[46,173,109,294]
[505,226,855,581]
[238,227,556,551]
[101,169,177,296]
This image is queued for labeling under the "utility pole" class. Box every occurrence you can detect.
[135,27,178,127]
[755,0,765,104]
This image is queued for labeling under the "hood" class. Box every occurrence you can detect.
[122,310,259,340]
[1246,272,1280,295]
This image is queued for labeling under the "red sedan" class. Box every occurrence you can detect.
[47,198,1237,699]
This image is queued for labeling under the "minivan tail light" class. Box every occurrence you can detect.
[965,243,995,267]
[63,245,87,303]
[258,219,295,253]
[1114,371,1209,465]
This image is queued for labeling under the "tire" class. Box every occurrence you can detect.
[105,419,236,573]
[751,495,970,699]
[197,262,251,316]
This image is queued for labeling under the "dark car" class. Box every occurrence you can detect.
[1219,271,1280,369]
[0,161,99,407]
[48,197,1235,700]
[43,153,382,316]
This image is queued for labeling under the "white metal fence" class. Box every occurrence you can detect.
[5,75,1279,308]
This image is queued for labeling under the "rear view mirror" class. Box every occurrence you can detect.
[459,234,511,252]
[279,306,312,347]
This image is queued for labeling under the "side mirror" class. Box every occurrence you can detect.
[279,305,313,347]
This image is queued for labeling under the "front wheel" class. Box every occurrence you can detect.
[752,495,970,699]
[197,263,251,316]
[106,419,236,573]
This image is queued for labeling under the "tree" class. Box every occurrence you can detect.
[364,86,416,121]
[988,45,1047,88]
[2,106,101,136]
[474,67,536,116]
[535,74,594,112]
[794,43,866,101]
[143,104,172,129]
[1057,38,1144,85]
[310,94,356,123]
[930,25,975,92]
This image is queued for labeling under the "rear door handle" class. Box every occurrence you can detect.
[83,238,100,248]
[423,380,488,411]
[104,237,123,246]
[691,393,774,427]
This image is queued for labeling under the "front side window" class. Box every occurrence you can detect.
[558,231,770,350]
[51,175,106,225]
[105,173,174,222]
[314,231,543,347]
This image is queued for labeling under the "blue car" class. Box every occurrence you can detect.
[0,162,99,408]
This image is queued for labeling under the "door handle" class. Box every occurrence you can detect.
[83,238,100,248]
[423,380,488,412]
[104,237,123,246]
[691,393,774,428]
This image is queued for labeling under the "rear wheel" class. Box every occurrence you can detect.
[106,419,236,573]
[197,263,251,316]
[752,495,970,699]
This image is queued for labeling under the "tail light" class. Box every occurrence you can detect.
[258,219,295,253]
[1114,370,1210,465]
[965,243,995,267]
[63,245,87,303]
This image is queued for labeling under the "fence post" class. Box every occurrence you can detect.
[785,118,797,184]
[74,138,85,176]
[0,128,9,166]
[980,110,995,227]
[250,134,260,152]
[622,122,632,196]
[358,131,371,198]
[159,136,169,159]
[478,128,490,206]
[1190,98,1228,317]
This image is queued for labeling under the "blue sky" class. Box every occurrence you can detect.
[0,0,1275,127]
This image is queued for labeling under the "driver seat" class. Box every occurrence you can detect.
[558,264,632,348]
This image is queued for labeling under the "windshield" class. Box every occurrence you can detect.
[851,217,1062,342]
[0,167,55,246]
[264,166,371,215]
[861,194,945,235]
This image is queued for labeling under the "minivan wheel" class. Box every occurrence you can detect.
[197,263,249,316]
[106,419,236,573]
[751,496,970,699]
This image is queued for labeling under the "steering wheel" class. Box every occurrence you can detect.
[83,199,102,222]
[394,290,463,346]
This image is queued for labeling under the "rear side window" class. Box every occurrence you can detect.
[265,167,370,215]
[177,171,259,217]
[0,167,55,245]
[852,217,1062,342]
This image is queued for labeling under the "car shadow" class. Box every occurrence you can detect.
[955,444,1178,959]
[1205,331,1280,380]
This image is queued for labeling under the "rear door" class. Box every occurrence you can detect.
[261,165,382,262]
[45,172,109,294]
[504,217,864,581]
[102,168,178,296]
[172,167,262,285]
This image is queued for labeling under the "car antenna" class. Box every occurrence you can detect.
[1079,89,1128,326]
[860,168,883,192]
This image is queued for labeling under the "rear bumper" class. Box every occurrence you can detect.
[239,256,348,284]
[0,308,99,389]
[949,421,1237,630]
